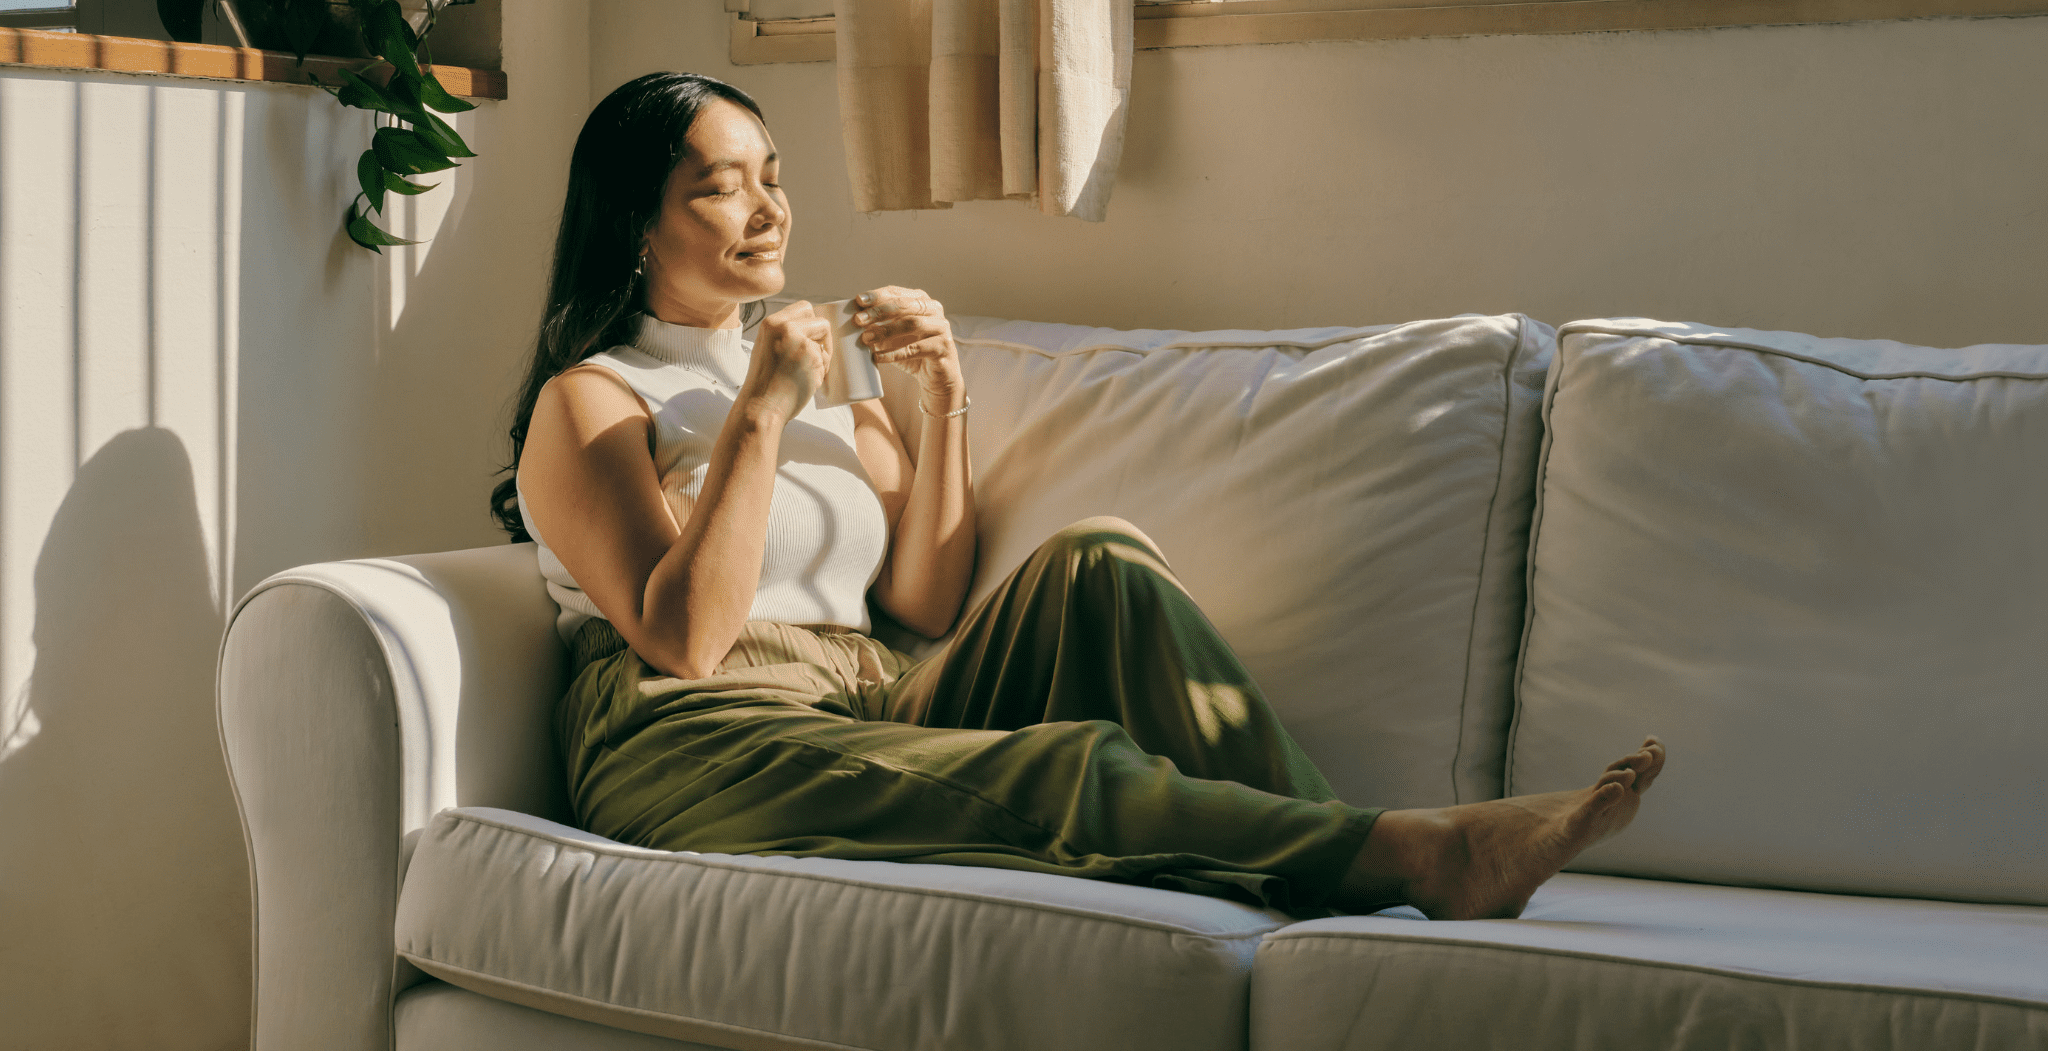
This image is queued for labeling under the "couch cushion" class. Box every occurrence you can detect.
[839,311,1553,809]
[1251,873,2048,1051]
[396,980,726,1051]
[397,807,1287,1051]
[1508,319,2048,903]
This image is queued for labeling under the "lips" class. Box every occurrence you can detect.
[736,245,782,260]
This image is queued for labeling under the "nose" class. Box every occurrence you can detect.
[753,190,785,229]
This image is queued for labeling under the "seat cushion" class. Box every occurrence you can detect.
[1508,319,2048,903]
[1251,873,2048,1051]
[397,807,1288,1051]
[771,302,1557,810]
[396,980,727,1051]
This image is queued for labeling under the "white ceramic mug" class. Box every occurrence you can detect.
[815,299,885,408]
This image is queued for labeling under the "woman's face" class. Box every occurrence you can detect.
[640,98,788,328]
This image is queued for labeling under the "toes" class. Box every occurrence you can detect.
[1572,781,1630,836]
[1635,738,1667,790]
[1595,765,1638,790]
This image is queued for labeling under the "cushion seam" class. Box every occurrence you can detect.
[1501,328,1569,797]
[433,810,1283,939]
[399,954,884,1051]
[1258,932,2048,1012]
[1556,325,2048,381]
[1447,314,1524,806]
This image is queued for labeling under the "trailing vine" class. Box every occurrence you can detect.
[311,0,478,252]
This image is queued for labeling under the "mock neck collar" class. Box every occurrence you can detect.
[631,313,748,370]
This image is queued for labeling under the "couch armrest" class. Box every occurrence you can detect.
[217,543,567,1051]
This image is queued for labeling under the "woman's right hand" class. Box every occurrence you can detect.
[742,301,833,422]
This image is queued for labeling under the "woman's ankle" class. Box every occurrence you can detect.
[1333,808,1447,912]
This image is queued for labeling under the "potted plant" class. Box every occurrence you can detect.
[156,0,477,252]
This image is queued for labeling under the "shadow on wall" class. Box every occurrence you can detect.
[0,428,248,1050]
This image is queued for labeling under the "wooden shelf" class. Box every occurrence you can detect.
[0,28,506,99]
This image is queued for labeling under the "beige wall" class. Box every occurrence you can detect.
[594,2,2048,348]
[0,2,589,1046]
[3,3,2044,1048]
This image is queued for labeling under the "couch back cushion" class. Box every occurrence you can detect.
[1509,319,2048,904]
[859,313,1553,809]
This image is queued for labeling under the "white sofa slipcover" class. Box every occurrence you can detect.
[218,310,2048,1051]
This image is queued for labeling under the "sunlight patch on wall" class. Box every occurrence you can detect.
[379,111,469,336]
[0,682,37,761]
[0,74,80,745]
[0,73,242,752]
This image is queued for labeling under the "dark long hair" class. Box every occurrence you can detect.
[489,72,766,541]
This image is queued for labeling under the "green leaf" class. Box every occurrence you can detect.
[363,0,422,80]
[337,68,424,122]
[281,0,330,65]
[382,75,471,157]
[383,170,436,196]
[346,201,423,253]
[410,109,476,159]
[417,69,476,114]
[372,126,457,174]
[357,150,386,213]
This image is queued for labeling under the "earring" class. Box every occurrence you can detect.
[634,251,646,277]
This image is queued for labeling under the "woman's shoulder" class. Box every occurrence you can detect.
[563,345,648,378]
[555,345,678,393]
[541,352,648,420]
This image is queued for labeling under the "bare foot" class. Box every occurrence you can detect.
[1337,736,1666,920]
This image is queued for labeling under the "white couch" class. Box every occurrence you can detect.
[217,312,2048,1051]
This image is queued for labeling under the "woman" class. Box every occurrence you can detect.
[495,72,1665,921]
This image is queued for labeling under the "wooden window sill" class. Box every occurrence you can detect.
[730,0,2048,64]
[0,27,506,99]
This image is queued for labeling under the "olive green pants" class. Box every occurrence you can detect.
[557,517,1379,914]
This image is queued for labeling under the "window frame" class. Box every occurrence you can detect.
[0,0,78,32]
[727,0,2048,65]
[0,25,507,98]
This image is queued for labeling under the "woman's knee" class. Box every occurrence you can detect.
[1043,516,1163,561]
[1029,518,1186,594]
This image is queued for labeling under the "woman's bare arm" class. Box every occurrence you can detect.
[519,306,831,679]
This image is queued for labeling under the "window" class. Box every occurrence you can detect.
[0,0,76,32]
[0,0,201,38]
[729,0,2048,64]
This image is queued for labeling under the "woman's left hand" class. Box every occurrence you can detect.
[852,287,964,398]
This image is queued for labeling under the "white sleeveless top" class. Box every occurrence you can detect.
[518,314,890,643]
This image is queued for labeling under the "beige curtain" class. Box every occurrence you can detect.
[835,0,1133,221]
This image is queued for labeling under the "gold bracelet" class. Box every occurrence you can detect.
[919,394,971,419]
